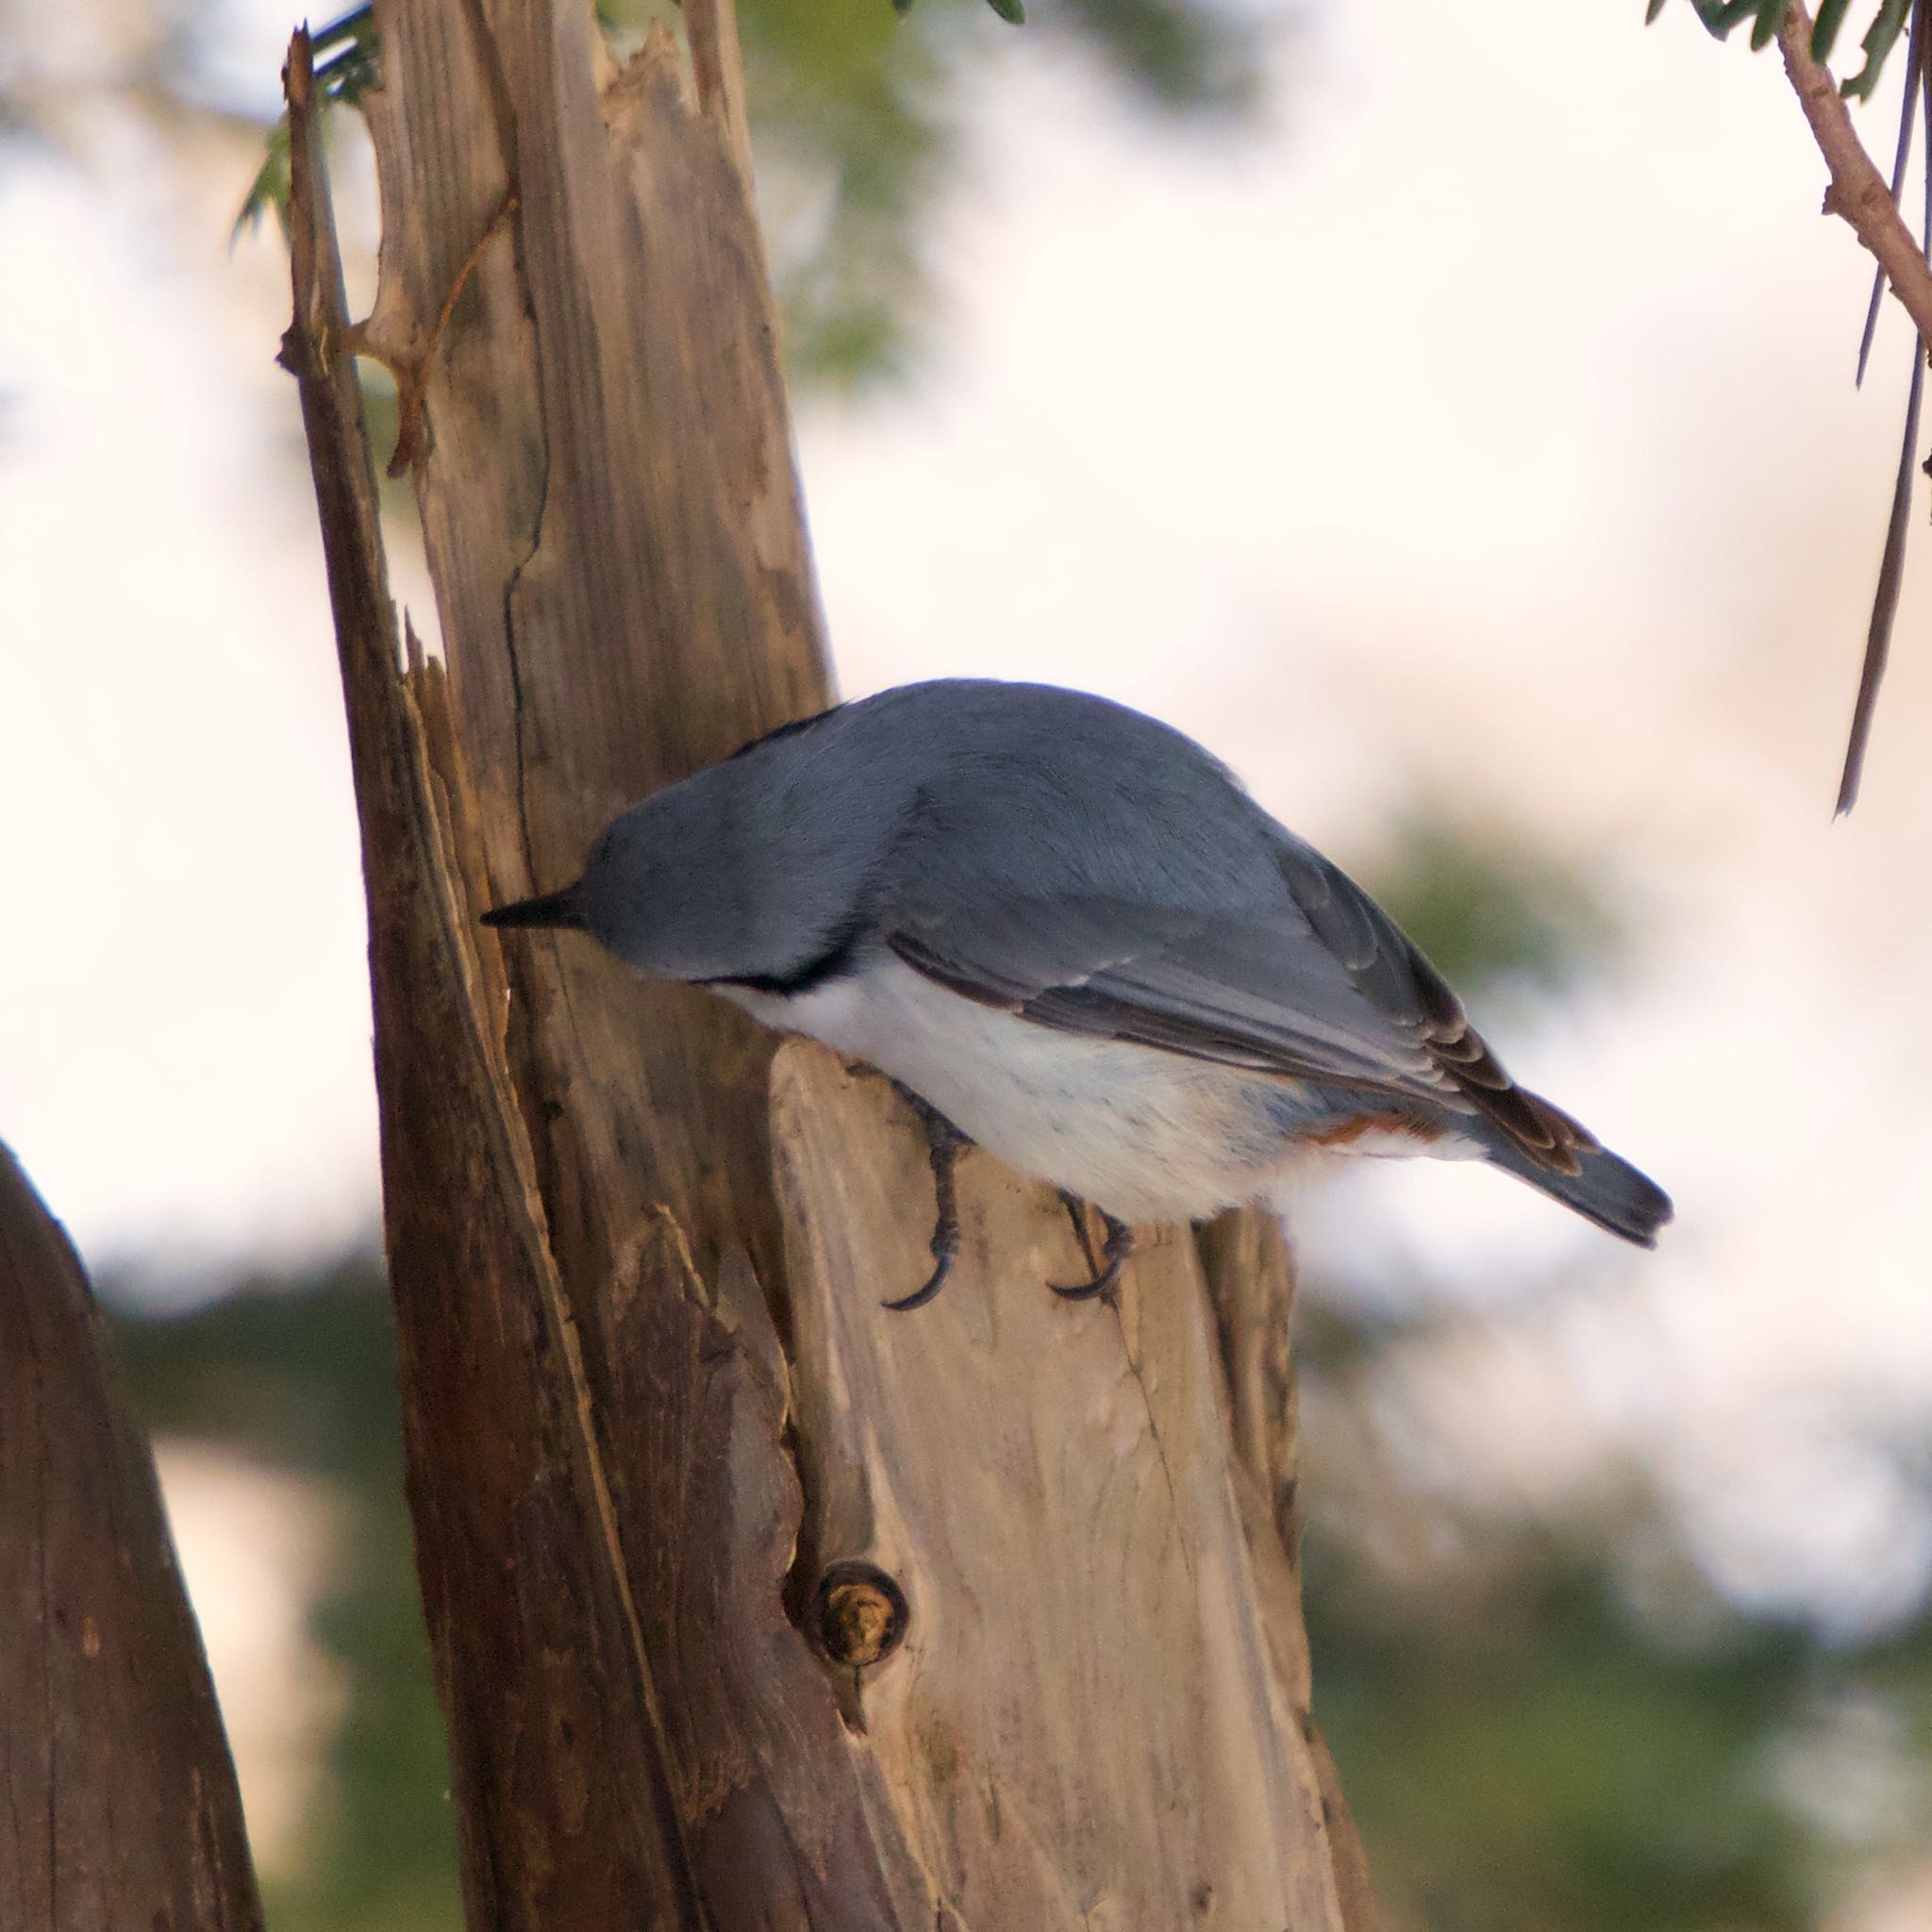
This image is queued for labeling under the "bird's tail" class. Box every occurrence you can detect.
[1483,1123,1674,1248]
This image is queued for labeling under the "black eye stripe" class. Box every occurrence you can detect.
[702,916,867,997]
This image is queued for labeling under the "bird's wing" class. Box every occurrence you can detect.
[882,839,1592,1176]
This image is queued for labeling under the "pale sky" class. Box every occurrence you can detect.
[4,0,1932,1648]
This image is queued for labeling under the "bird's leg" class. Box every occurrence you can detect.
[1050,1202,1135,1303]
[881,1086,972,1313]
[1057,1189,1099,1274]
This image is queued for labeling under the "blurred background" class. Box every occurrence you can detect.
[5,0,1932,1925]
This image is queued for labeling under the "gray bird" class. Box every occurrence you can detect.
[483,680,1671,1307]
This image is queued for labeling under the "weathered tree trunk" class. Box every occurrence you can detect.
[0,1143,264,1932]
[282,0,1377,1924]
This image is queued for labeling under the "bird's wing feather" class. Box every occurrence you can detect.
[882,838,1593,1175]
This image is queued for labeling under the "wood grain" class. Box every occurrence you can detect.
[358,0,828,1307]
[774,1044,1369,1928]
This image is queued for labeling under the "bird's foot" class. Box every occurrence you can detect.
[882,1085,972,1313]
[1051,1197,1134,1303]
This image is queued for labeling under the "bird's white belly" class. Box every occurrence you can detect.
[720,955,1447,1222]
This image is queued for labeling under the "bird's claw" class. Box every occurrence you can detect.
[880,1097,1133,1310]
[882,1223,958,1312]
[1051,1202,1134,1303]
[883,1085,970,1313]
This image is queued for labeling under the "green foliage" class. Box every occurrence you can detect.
[110,1264,461,1932]
[1815,0,1863,64]
[1650,0,1918,97]
[896,0,1024,19]
[615,0,1270,382]
[923,0,1025,20]
[1306,1547,1820,1931]
[1364,814,1622,997]
[1681,0,1790,52]
[1839,0,1916,97]
[727,0,952,387]
[233,9,381,242]
[1058,0,1261,113]
[230,0,1270,386]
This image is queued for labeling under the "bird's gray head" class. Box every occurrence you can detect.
[480,768,752,979]
[480,728,877,986]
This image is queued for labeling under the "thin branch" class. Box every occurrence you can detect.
[1839,0,1932,813]
[1777,1,1932,351]
[1856,8,1923,384]
[1840,336,1924,813]
[1774,1,1932,812]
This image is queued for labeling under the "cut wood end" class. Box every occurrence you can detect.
[808,1562,909,1668]
[824,1583,896,1663]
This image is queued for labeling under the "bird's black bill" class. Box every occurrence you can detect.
[481,888,586,931]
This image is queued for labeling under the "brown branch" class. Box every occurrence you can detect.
[1777,2,1932,349]
[1776,2,1932,814]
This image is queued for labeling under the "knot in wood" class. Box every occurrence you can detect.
[808,1561,908,1668]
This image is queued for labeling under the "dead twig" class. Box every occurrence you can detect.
[385,187,519,477]
[1777,2,1932,348]
[1774,2,1932,810]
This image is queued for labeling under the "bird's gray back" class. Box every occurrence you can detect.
[775,684,1591,1174]
[821,681,1285,908]
[734,684,1430,1089]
